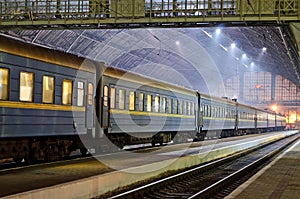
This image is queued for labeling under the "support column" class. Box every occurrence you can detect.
[271,72,276,101]
[239,71,244,102]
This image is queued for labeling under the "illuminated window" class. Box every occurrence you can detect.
[129,91,135,111]
[154,96,160,112]
[187,101,191,115]
[162,97,166,113]
[147,94,152,112]
[42,76,54,103]
[77,82,84,106]
[119,89,125,109]
[103,86,108,107]
[179,100,183,114]
[174,99,178,114]
[168,98,172,114]
[88,83,93,105]
[0,68,9,100]
[20,72,34,102]
[208,105,211,117]
[110,87,116,109]
[62,79,72,105]
[138,93,144,111]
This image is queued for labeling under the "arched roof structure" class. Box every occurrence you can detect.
[1,26,299,96]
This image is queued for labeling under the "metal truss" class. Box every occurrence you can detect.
[0,0,299,29]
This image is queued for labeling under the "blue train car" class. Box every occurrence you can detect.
[199,93,237,139]
[0,36,95,162]
[98,68,198,147]
[237,103,257,134]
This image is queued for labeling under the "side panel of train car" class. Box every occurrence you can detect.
[0,37,96,162]
[237,104,256,133]
[200,94,237,138]
[98,69,198,147]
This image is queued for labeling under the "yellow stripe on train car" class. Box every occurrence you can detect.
[110,109,195,119]
[0,101,85,112]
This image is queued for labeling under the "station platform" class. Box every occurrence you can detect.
[227,139,300,199]
[2,131,299,199]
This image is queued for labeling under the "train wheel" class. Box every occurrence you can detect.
[151,141,156,146]
[24,151,35,164]
[13,157,23,164]
[80,148,88,155]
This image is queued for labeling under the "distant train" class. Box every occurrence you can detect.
[0,35,286,163]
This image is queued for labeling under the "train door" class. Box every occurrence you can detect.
[235,105,239,131]
[102,85,110,128]
[254,111,258,129]
[86,83,94,131]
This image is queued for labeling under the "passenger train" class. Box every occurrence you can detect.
[0,35,286,163]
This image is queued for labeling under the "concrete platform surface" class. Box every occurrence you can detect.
[2,131,298,199]
[226,139,300,199]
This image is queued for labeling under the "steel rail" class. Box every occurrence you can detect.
[108,134,299,199]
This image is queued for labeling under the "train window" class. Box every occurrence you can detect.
[220,107,223,118]
[225,108,228,118]
[191,102,195,115]
[129,91,135,111]
[213,106,216,117]
[182,101,186,115]
[20,72,34,102]
[118,89,125,110]
[103,86,108,107]
[179,100,183,115]
[174,99,178,114]
[42,76,54,104]
[62,79,72,105]
[219,107,222,118]
[168,98,172,114]
[110,87,116,109]
[77,82,84,106]
[147,94,152,112]
[211,106,214,117]
[203,105,206,116]
[162,97,166,113]
[0,68,9,100]
[209,106,212,117]
[88,83,93,105]
[154,96,160,112]
[138,93,144,111]
[187,101,190,115]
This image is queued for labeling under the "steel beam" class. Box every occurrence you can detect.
[0,0,298,29]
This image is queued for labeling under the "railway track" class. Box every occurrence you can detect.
[109,133,300,199]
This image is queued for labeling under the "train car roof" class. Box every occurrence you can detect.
[0,35,96,73]
[102,67,197,97]
[200,92,239,107]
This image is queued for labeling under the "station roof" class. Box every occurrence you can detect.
[1,26,299,95]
